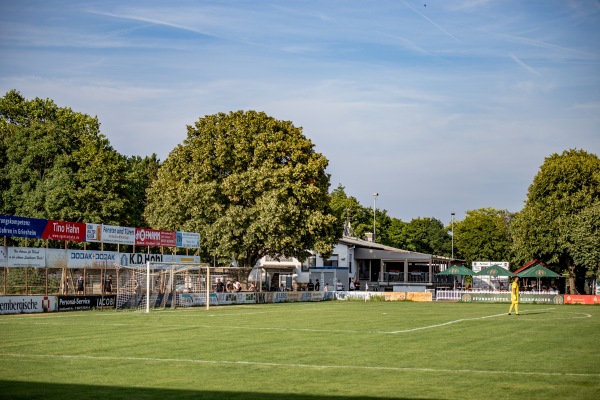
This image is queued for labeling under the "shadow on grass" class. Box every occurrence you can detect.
[0,380,436,400]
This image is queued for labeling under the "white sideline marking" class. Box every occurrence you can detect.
[1,352,598,378]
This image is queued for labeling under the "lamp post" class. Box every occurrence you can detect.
[451,212,455,259]
[373,193,379,243]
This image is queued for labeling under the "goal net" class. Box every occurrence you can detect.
[115,262,210,312]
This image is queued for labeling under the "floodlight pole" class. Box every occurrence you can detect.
[451,212,455,259]
[373,193,379,243]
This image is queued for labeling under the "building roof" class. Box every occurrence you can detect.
[339,235,453,262]
[514,259,547,274]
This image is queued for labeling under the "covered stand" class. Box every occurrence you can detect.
[517,264,561,291]
[437,265,473,289]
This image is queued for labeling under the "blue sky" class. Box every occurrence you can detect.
[1,0,599,225]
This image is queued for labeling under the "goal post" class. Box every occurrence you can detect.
[115,261,213,312]
[115,262,251,312]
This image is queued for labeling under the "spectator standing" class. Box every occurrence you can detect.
[315,279,320,291]
[307,279,315,291]
[104,275,113,294]
[216,279,225,293]
[76,274,84,295]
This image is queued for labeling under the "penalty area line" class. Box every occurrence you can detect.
[1,352,597,378]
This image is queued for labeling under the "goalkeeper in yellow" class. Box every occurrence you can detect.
[508,276,520,315]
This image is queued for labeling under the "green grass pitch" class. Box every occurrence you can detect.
[1,301,599,399]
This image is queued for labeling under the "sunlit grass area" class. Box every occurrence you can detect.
[1,301,599,399]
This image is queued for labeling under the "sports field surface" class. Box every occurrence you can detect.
[1,301,598,399]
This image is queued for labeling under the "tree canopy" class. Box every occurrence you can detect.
[453,208,514,265]
[511,149,600,293]
[144,110,339,268]
[399,217,452,256]
[565,202,600,273]
[0,90,158,233]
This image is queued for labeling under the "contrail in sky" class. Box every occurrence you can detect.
[400,0,462,44]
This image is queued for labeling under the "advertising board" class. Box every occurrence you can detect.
[0,214,49,239]
[67,250,118,268]
[57,295,116,311]
[6,247,45,267]
[0,295,57,314]
[85,223,102,242]
[563,295,600,305]
[101,225,135,245]
[134,228,178,247]
[176,232,200,249]
[472,261,510,273]
[43,220,86,242]
[460,293,563,304]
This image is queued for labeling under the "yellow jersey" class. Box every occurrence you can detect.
[511,281,519,301]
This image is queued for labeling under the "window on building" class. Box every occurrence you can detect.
[324,254,338,267]
[303,256,316,272]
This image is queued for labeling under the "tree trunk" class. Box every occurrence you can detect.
[568,263,578,294]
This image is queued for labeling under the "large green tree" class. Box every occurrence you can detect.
[144,110,338,268]
[512,149,600,293]
[0,90,154,234]
[565,202,600,275]
[329,184,362,236]
[453,208,514,265]
[400,217,452,256]
[328,184,394,244]
[125,154,161,228]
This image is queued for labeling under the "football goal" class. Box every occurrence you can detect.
[115,261,212,312]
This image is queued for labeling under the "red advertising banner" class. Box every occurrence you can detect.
[42,220,86,242]
[135,228,177,247]
[135,228,160,246]
[159,230,177,247]
[563,295,600,305]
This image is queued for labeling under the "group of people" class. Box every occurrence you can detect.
[211,277,366,293]
[306,279,321,291]
[215,279,244,293]
[348,278,360,291]
[73,273,113,295]
[305,278,360,291]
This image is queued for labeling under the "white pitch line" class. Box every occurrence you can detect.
[3,308,565,335]
[1,352,598,378]
[386,308,557,334]
[386,313,507,334]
